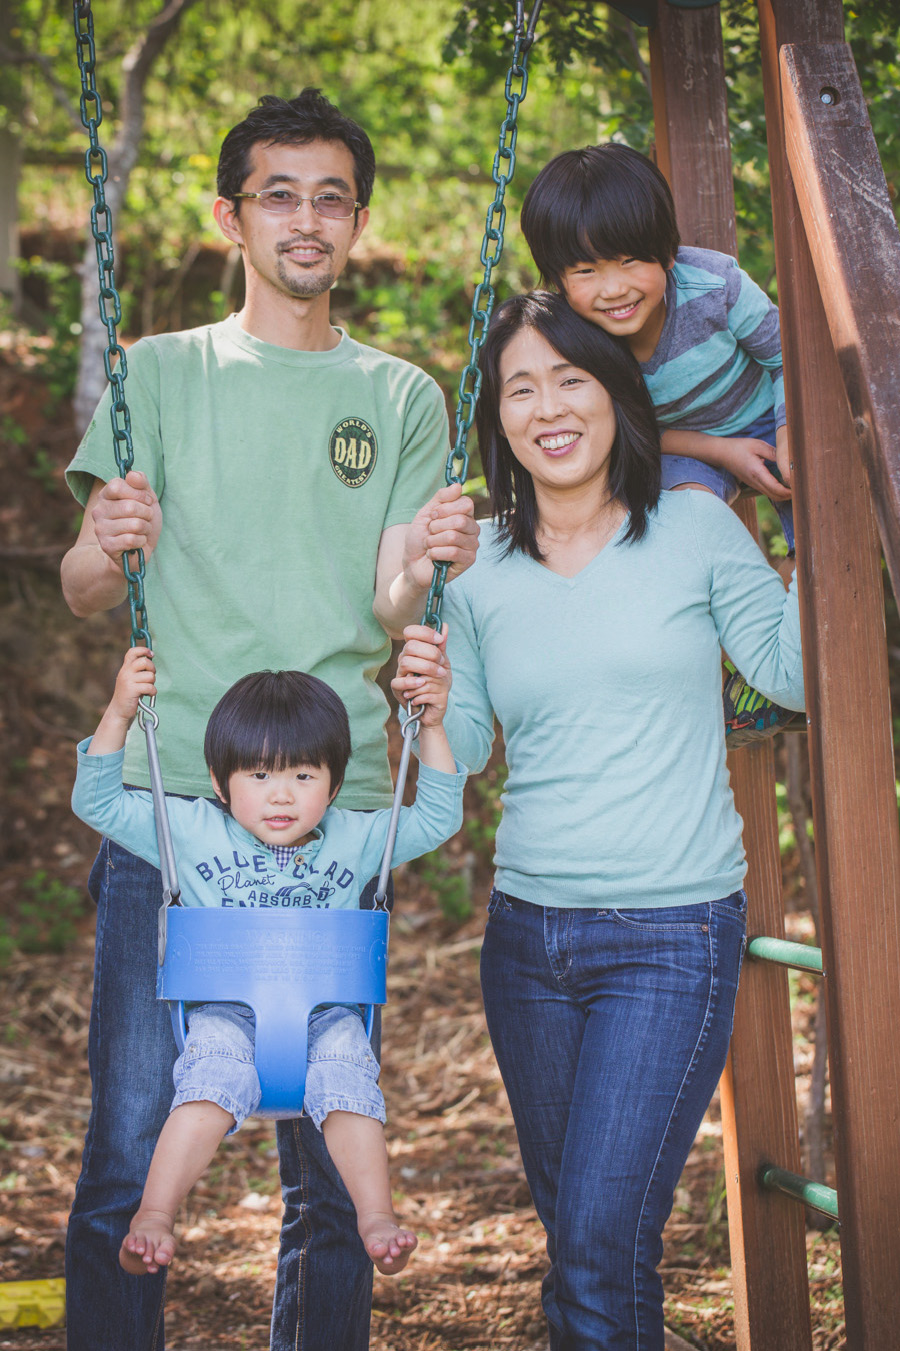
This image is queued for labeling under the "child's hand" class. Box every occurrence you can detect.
[721,438,792,501]
[88,647,157,757]
[774,424,791,487]
[392,623,451,727]
[111,647,157,722]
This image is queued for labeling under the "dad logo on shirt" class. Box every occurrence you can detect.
[329,417,377,487]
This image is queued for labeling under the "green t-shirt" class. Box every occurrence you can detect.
[67,317,448,806]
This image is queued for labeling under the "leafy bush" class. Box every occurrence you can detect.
[0,872,86,965]
[14,257,84,409]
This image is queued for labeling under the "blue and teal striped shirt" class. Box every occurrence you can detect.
[641,246,785,435]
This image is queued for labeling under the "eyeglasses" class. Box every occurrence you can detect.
[232,189,360,219]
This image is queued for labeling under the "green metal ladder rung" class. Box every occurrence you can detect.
[746,935,823,973]
[759,1165,839,1222]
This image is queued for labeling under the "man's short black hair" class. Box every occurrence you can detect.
[217,88,376,208]
[204,670,352,802]
[521,144,680,289]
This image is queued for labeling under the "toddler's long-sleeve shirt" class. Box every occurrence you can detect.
[73,748,465,910]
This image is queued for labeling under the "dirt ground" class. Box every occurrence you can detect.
[0,340,846,1349]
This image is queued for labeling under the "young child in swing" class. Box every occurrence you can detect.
[72,637,462,1278]
[520,142,798,742]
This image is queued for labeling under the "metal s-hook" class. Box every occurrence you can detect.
[516,0,544,52]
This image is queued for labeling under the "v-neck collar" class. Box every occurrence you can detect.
[532,513,631,584]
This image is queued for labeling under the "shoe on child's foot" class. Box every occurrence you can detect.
[358,1210,418,1275]
[723,663,803,746]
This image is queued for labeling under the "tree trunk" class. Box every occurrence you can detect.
[73,0,199,435]
[0,128,21,309]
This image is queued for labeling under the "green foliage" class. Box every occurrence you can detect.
[415,767,507,924]
[7,0,900,423]
[776,780,815,857]
[416,849,473,923]
[343,253,475,380]
[755,496,790,559]
[14,257,83,408]
[464,767,507,862]
[0,414,27,449]
[446,0,649,83]
[0,871,87,965]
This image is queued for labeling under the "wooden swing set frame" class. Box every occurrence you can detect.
[644,2,900,1347]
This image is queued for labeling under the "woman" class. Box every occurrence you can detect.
[394,292,804,1350]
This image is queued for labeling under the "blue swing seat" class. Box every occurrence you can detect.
[156,905,389,1119]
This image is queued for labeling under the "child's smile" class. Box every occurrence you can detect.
[561,255,670,362]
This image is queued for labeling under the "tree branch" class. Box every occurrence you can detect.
[74,0,201,431]
[113,0,202,180]
[617,18,652,99]
[0,43,83,131]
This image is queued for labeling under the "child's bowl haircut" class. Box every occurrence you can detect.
[204,670,352,802]
[521,144,681,289]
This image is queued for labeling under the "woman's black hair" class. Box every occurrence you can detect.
[204,670,352,803]
[521,144,680,289]
[217,88,376,209]
[476,291,661,558]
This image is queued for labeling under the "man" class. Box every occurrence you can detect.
[61,88,478,1351]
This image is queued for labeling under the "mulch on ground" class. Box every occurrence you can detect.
[1,890,844,1350]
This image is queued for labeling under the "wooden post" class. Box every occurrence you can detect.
[648,5,813,1349]
[779,40,900,598]
[759,3,900,1345]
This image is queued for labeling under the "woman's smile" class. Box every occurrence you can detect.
[498,326,618,499]
[536,430,581,455]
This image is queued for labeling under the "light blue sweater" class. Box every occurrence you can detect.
[73,745,465,910]
[442,491,803,909]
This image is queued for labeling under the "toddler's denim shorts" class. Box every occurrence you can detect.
[171,1001,385,1134]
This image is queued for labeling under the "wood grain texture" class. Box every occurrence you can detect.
[780,40,900,599]
[759,2,900,1345]
[650,6,812,1348]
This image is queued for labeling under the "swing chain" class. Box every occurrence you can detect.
[73,0,151,655]
[422,3,540,631]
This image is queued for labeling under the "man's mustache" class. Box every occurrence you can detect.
[276,238,335,256]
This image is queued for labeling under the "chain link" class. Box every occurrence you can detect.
[73,0,538,644]
[73,1,151,651]
[422,8,539,630]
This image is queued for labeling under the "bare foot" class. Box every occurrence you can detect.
[358,1210,418,1275]
[119,1208,177,1275]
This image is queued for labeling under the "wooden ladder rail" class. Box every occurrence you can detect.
[758,1,900,1346]
[647,4,813,1348]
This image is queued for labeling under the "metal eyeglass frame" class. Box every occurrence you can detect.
[232,189,361,220]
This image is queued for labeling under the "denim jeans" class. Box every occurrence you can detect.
[66,834,382,1351]
[480,889,747,1351]
[170,1002,384,1135]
